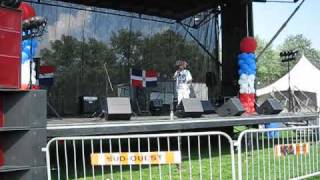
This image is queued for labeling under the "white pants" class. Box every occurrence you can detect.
[177,89,190,105]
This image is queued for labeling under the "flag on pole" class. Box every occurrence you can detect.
[131,69,157,88]
[39,65,55,88]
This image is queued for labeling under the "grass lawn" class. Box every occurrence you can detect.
[49,129,320,180]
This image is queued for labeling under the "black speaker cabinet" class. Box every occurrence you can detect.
[201,100,215,114]
[257,98,283,115]
[79,96,99,114]
[149,99,163,116]
[216,97,244,117]
[101,97,132,120]
[175,98,204,118]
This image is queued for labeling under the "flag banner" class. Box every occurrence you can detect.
[131,69,143,88]
[275,143,310,157]
[131,69,157,88]
[145,69,157,87]
[39,65,55,87]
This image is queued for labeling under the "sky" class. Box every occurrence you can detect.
[253,0,320,49]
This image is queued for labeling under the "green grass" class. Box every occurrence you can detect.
[49,131,320,180]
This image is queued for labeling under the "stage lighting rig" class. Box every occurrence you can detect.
[280,49,299,112]
[280,49,299,62]
[22,16,47,40]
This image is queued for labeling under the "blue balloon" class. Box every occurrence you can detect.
[251,64,257,70]
[21,39,38,63]
[23,48,31,58]
[238,69,244,75]
[240,64,250,73]
[247,58,255,65]
[238,59,245,66]
[248,53,256,59]
[23,45,31,53]
[23,40,31,47]
[250,70,256,75]
[31,40,38,49]
[238,53,249,60]
[21,52,29,63]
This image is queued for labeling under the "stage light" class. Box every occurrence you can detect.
[280,49,299,62]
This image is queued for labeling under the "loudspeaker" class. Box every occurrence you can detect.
[257,98,283,115]
[201,100,215,114]
[79,96,99,114]
[216,97,244,117]
[100,97,132,120]
[175,98,204,118]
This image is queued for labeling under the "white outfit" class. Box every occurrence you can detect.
[174,69,192,104]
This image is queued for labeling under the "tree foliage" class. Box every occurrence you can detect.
[279,34,320,68]
[256,37,284,87]
[256,34,320,87]
[40,30,214,114]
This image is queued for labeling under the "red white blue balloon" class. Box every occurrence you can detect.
[238,37,257,114]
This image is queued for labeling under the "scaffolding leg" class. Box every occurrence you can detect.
[47,102,62,120]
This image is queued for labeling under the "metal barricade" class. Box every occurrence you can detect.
[45,131,235,180]
[237,126,320,180]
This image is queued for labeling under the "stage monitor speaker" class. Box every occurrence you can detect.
[257,98,283,115]
[101,97,132,120]
[216,97,244,117]
[175,98,204,118]
[201,100,215,114]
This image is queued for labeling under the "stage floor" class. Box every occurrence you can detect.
[46,113,318,137]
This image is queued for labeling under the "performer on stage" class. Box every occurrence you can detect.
[173,60,192,105]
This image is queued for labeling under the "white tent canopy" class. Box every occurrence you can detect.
[257,55,320,108]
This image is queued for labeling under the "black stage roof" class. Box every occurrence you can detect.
[57,0,219,21]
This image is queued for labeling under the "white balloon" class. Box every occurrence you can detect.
[248,74,255,81]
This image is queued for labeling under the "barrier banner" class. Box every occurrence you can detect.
[91,151,181,166]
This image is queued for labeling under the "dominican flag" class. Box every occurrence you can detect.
[131,69,157,88]
[39,66,55,87]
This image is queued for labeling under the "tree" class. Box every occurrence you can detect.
[140,29,212,82]
[40,35,117,114]
[279,34,320,68]
[256,37,285,87]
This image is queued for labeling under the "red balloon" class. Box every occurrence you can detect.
[18,2,36,20]
[240,37,257,53]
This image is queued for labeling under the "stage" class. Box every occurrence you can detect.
[46,113,318,137]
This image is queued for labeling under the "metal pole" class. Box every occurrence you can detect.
[256,0,306,61]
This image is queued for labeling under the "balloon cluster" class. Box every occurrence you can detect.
[238,37,257,114]
[17,2,39,89]
[21,39,37,64]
